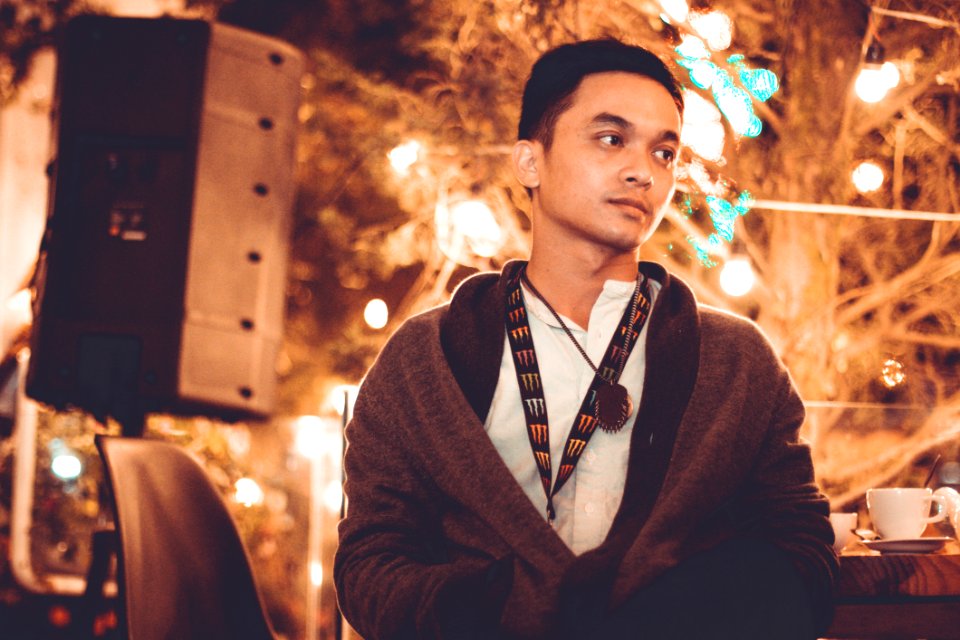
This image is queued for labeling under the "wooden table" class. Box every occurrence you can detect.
[824,540,960,639]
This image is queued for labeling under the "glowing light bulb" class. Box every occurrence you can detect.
[855,68,890,103]
[364,298,388,329]
[719,258,755,297]
[234,477,265,507]
[851,161,884,193]
[387,140,420,175]
[51,453,82,480]
[689,11,733,51]
[450,200,503,258]
[881,357,906,388]
[658,0,689,24]
[855,59,899,104]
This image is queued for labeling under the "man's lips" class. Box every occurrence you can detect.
[607,197,649,215]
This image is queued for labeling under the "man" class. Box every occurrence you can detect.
[335,39,838,639]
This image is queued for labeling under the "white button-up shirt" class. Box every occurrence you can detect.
[483,276,660,554]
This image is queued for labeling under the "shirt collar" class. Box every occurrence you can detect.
[521,277,637,332]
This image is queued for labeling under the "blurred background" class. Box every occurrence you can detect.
[0,0,958,638]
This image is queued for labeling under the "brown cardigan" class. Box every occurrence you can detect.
[335,261,838,639]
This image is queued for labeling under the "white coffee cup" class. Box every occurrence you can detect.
[866,487,947,540]
[829,512,858,551]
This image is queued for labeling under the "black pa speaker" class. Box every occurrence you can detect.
[26,15,303,431]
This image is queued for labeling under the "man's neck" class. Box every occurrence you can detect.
[525,248,638,329]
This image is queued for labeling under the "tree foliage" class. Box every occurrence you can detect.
[210,0,960,507]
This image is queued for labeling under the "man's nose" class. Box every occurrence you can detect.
[619,153,654,189]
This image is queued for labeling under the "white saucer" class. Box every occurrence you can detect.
[861,537,953,554]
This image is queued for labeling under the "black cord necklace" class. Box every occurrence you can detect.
[520,268,644,433]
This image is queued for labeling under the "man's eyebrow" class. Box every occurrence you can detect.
[589,112,633,131]
[589,112,681,144]
[656,130,681,145]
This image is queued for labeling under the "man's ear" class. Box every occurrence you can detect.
[512,140,541,189]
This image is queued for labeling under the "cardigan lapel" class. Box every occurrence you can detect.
[429,262,574,568]
[431,261,701,576]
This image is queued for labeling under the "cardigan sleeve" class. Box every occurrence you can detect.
[333,328,511,640]
[737,360,840,632]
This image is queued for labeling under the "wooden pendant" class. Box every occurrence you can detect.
[595,382,633,433]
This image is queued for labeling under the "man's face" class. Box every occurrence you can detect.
[516,71,682,255]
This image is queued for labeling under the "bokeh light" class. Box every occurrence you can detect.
[294,415,327,459]
[450,199,503,258]
[363,298,388,329]
[881,357,906,388]
[234,477,265,507]
[719,258,756,297]
[4,288,32,329]
[851,161,885,193]
[689,11,733,51]
[310,561,324,586]
[676,34,709,61]
[387,140,420,175]
[658,0,689,24]
[681,89,725,162]
[325,384,359,417]
[323,480,343,513]
[51,453,82,480]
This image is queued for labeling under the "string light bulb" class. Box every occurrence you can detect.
[855,40,900,103]
[363,298,388,329]
[851,161,885,193]
[880,356,906,388]
[719,257,756,297]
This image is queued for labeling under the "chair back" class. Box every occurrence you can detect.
[96,435,277,640]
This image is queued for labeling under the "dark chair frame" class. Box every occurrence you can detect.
[94,435,277,640]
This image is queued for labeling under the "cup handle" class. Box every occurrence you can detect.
[934,487,960,520]
[925,494,949,524]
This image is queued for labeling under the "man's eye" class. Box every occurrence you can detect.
[599,134,623,146]
[654,148,677,164]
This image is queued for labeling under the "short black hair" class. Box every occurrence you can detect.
[518,39,684,149]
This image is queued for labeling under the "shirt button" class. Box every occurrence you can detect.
[585,451,597,463]
[584,502,596,514]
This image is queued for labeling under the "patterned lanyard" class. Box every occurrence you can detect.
[504,268,651,522]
